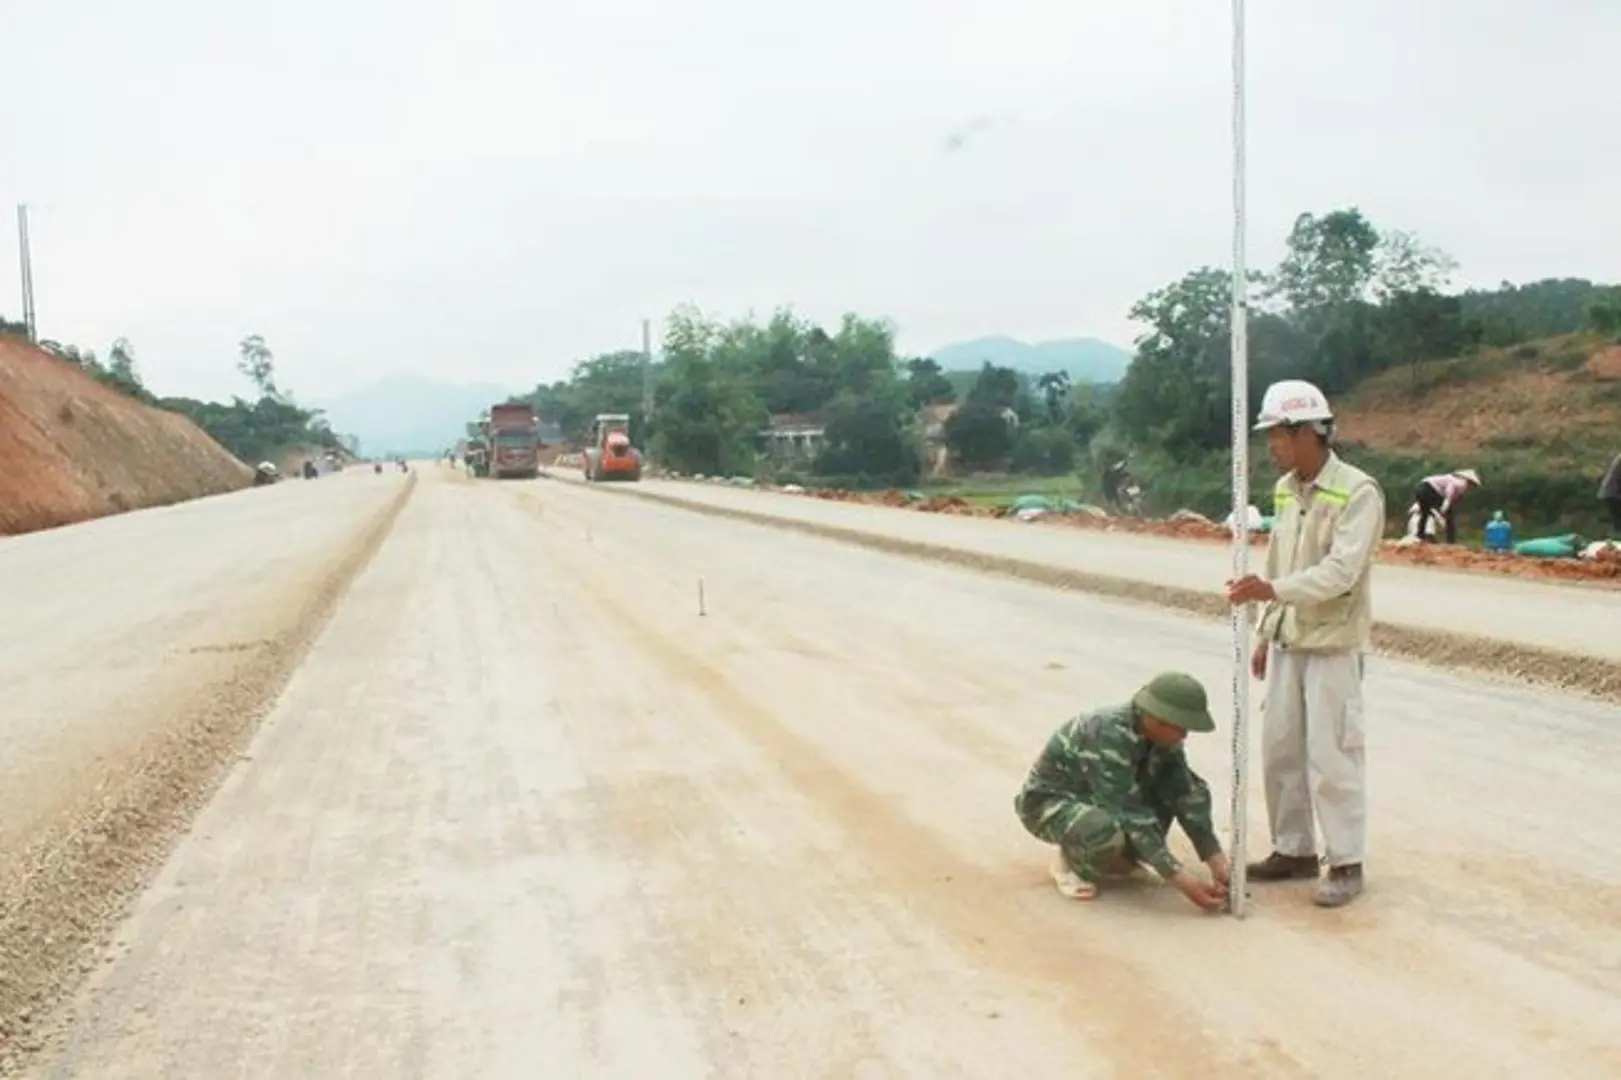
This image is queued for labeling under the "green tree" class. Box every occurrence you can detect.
[1035,370,1071,423]
[942,365,1021,469]
[903,357,956,409]
[103,338,154,402]
[1009,425,1076,475]
[1269,208,1381,311]
[814,384,920,483]
[648,306,766,475]
[237,334,277,397]
[943,403,1014,471]
[1063,382,1109,448]
[1372,229,1459,303]
[1459,278,1608,344]
[1582,288,1621,336]
[963,362,1019,410]
[1113,266,1232,458]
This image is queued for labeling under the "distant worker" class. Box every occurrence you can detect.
[1599,451,1621,536]
[1100,456,1130,511]
[1013,672,1230,913]
[1227,379,1384,908]
[1412,468,1481,545]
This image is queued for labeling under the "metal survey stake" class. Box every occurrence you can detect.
[1225,0,1253,919]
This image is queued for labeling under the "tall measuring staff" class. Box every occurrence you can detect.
[1225,0,1254,918]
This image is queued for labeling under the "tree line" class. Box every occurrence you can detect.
[1113,207,1621,462]
[0,325,349,465]
[520,205,1620,489]
[522,306,1112,485]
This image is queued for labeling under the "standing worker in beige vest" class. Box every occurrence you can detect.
[1226,379,1385,907]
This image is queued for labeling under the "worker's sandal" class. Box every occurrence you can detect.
[1049,856,1098,900]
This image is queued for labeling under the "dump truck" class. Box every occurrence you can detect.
[582,412,642,481]
[488,403,541,479]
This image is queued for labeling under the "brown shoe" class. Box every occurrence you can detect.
[1245,851,1320,881]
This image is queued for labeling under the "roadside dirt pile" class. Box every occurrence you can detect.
[0,336,251,535]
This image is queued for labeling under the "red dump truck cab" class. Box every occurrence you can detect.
[487,403,541,479]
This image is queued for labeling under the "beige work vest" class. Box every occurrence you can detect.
[1258,454,1383,653]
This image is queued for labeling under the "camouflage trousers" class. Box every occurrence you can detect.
[1014,791,1171,883]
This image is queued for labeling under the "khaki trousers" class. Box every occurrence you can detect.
[1261,645,1368,867]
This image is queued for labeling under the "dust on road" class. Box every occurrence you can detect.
[19,469,1620,1079]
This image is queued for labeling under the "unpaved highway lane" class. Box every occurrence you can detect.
[0,472,407,854]
[602,476,1621,663]
[28,470,1621,1079]
[0,470,410,1070]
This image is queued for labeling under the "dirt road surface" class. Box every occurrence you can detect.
[19,469,1621,1078]
[0,470,411,1069]
[611,477,1621,662]
[0,473,406,857]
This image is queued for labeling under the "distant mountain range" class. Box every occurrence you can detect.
[309,374,517,458]
[927,335,1132,384]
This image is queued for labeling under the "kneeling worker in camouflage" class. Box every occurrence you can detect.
[1013,673,1231,912]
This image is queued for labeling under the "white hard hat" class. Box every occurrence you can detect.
[1253,379,1334,431]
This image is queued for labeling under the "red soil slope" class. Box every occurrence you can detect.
[0,335,252,535]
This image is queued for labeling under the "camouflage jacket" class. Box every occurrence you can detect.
[1019,703,1222,877]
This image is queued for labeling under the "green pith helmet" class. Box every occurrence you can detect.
[1132,672,1216,733]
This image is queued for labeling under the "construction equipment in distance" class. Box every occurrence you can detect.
[582,413,643,482]
[486,403,541,479]
[464,414,491,477]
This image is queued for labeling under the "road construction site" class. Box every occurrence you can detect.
[4,466,1619,1078]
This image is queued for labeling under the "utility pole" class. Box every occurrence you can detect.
[640,316,654,419]
[17,204,37,343]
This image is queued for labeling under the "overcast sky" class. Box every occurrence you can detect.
[1,0,1615,402]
